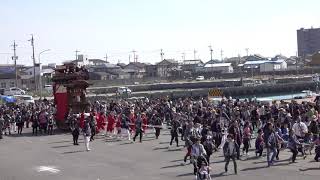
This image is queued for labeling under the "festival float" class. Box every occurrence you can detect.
[52,63,90,129]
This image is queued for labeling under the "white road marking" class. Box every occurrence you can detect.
[36,166,60,173]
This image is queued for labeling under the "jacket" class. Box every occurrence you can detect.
[191,143,207,157]
[223,140,239,157]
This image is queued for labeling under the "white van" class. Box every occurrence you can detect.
[13,95,35,105]
[4,87,26,96]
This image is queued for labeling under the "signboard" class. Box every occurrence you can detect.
[208,88,223,97]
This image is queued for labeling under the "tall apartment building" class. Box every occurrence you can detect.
[297,27,320,57]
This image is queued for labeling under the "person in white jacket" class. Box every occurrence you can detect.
[191,138,207,175]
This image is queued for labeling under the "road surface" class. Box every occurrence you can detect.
[0,128,319,180]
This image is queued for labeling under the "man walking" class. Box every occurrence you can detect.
[223,134,239,174]
[133,114,143,143]
[83,119,91,151]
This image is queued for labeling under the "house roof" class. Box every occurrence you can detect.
[157,59,178,65]
[183,59,203,65]
[89,59,106,63]
[204,63,232,68]
[125,62,146,69]
[205,59,221,64]
[244,60,269,65]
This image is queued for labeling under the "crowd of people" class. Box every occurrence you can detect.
[1,96,320,179]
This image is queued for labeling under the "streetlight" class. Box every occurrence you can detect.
[38,49,51,99]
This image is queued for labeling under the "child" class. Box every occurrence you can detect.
[198,161,211,180]
[255,129,264,157]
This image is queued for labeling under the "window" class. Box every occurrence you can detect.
[10,82,15,87]
[1,82,6,88]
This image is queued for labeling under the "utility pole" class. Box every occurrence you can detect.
[220,49,224,62]
[135,55,138,62]
[28,34,36,91]
[193,49,197,60]
[208,45,213,61]
[75,50,80,60]
[11,41,18,88]
[129,55,131,63]
[160,49,164,61]
[181,52,186,61]
[131,50,136,63]
[104,53,108,63]
[245,48,249,57]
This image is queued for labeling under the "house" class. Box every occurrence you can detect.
[145,64,157,77]
[90,63,122,74]
[181,59,204,73]
[309,51,320,66]
[224,56,247,68]
[123,62,147,79]
[89,72,117,80]
[69,54,90,67]
[0,73,21,89]
[202,63,233,73]
[89,59,108,66]
[243,60,267,72]
[259,59,287,72]
[245,54,269,61]
[156,59,179,77]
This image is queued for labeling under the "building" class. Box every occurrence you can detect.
[297,27,320,57]
[202,62,233,73]
[69,54,90,66]
[156,59,179,77]
[259,59,287,72]
[123,62,147,79]
[145,64,157,77]
[89,72,117,80]
[0,73,21,89]
[89,59,108,66]
[309,51,320,66]
[181,59,204,73]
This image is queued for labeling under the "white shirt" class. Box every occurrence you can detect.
[292,122,308,137]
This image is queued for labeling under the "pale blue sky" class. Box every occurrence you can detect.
[0,0,319,65]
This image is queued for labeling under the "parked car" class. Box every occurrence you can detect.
[196,76,205,81]
[13,95,35,105]
[116,87,132,95]
[4,87,26,96]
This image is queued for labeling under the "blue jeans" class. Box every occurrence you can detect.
[267,147,277,165]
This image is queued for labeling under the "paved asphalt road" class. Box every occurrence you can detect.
[0,128,319,180]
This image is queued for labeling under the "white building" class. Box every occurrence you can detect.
[260,59,287,72]
[243,59,287,72]
[202,63,233,73]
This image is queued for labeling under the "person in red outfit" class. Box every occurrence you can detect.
[106,111,116,137]
[115,113,122,139]
[129,110,136,135]
[142,113,148,134]
[97,112,106,135]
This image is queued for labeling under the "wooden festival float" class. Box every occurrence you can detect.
[52,63,91,129]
